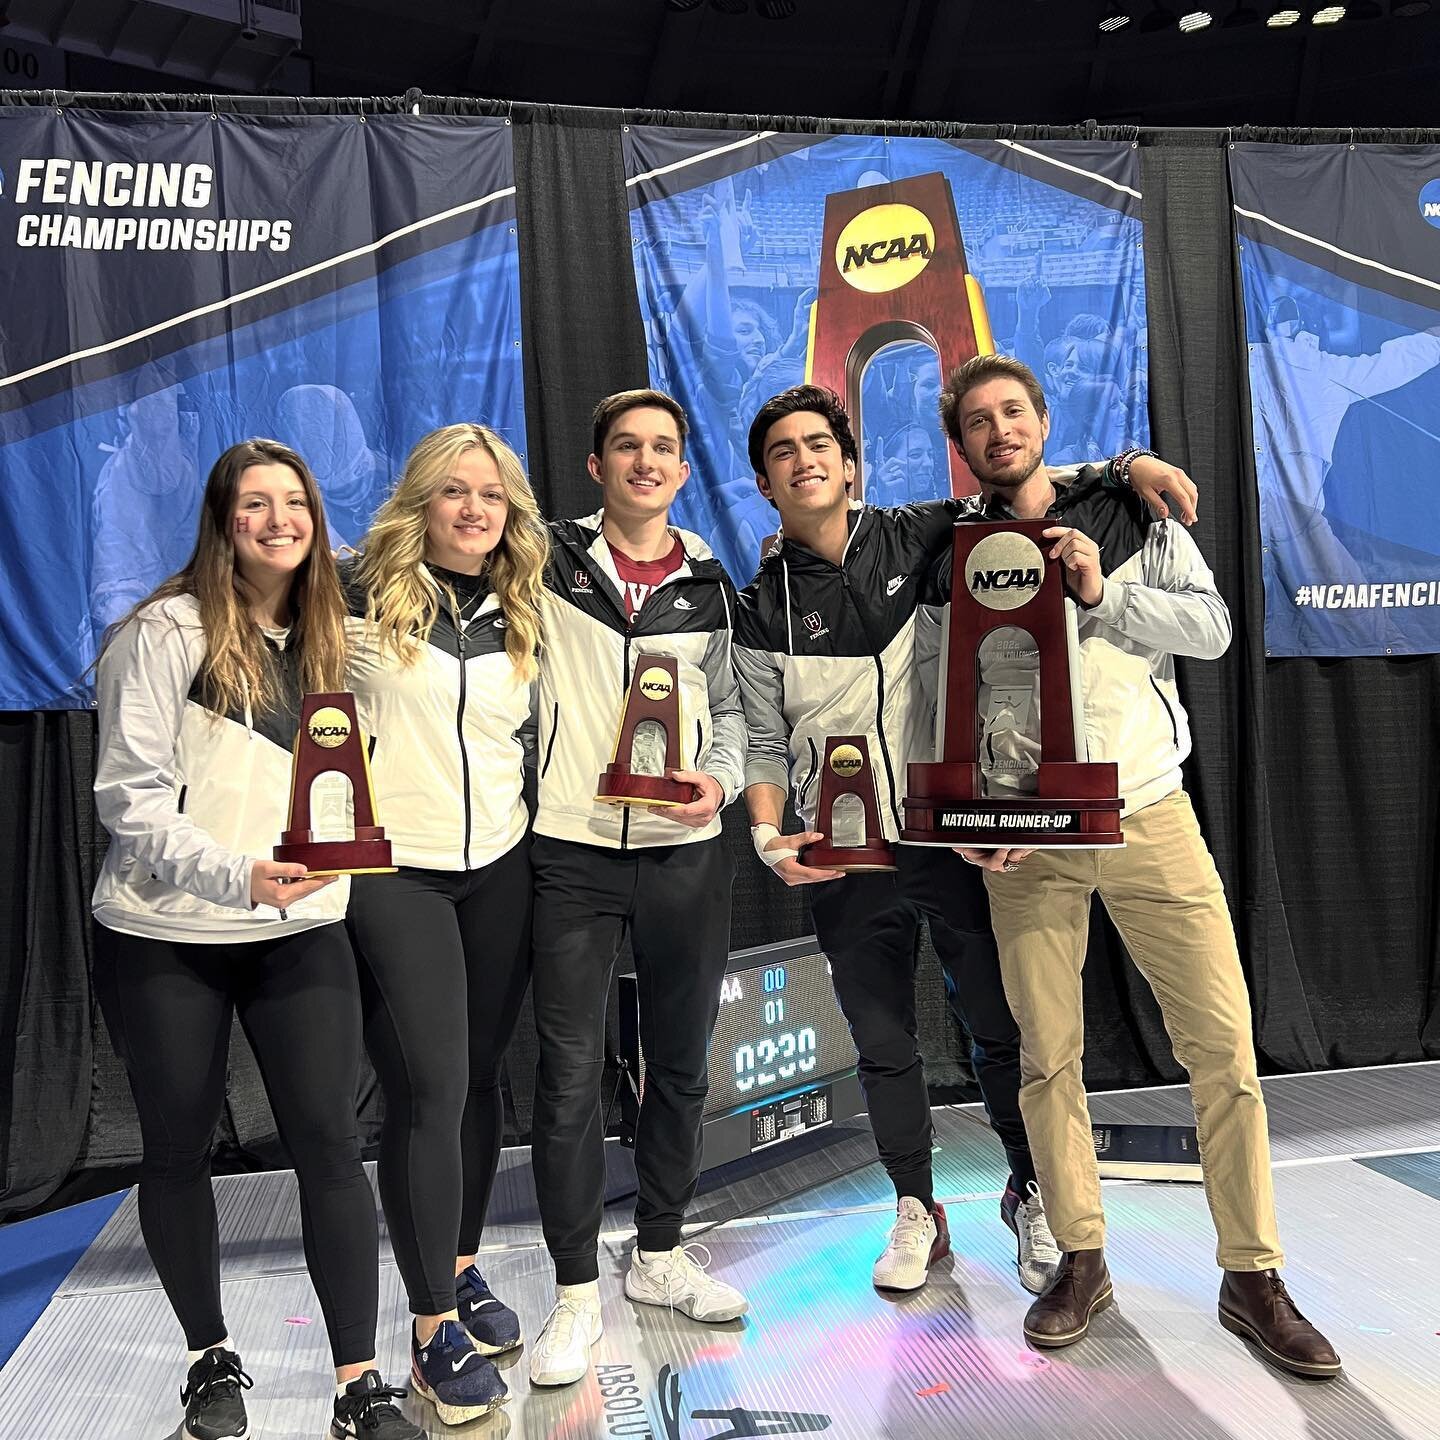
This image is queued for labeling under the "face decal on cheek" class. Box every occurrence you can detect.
[235,515,251,534]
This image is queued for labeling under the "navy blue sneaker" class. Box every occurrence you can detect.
[456,1265,522,1355]
[181,1348,253,1440]
[410,1319,507,1425]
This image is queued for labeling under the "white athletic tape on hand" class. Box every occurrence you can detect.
[751,823,800,867]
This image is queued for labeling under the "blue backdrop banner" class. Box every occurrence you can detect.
[1231,143,1440,658]
[0,111,525,708]
[624,128,1149,585]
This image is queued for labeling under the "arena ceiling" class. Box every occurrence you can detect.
[294,0,1439,126]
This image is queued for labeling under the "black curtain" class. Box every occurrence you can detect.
[2,93,1436,1219]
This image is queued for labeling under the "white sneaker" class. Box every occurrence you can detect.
[872,1196,948,1291]
[1002,1180,1062,1295]
[528,1287,603,1387]
[624,1244,749,1322]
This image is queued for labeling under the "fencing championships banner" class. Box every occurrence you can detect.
[1231,144,1440,658]
[0,111,525,708]
[625,128,1149,584]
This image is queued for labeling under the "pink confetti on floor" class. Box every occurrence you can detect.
[915,1383,950,1397]
[283,1316,312,1326]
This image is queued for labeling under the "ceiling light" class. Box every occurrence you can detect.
[1179,7,1213,26]
[1140,2,1178,29]
[709,0,748,12]
[665,0,705,9]
[1222,2,1260,23]
[1099,2,1132,29]
[1311,4,1345,20]
[1266,4,1301,22]
[1393,0,1430,13]
[756,0,797,13]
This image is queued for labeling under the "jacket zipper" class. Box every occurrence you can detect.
[619,632,632,850]
[797,736,820,810]
[840,571,901,831]
[455,609,474,868]
[541,701,560,778]
[1149,675,1179,749]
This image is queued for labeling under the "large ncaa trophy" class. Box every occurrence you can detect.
[807,171,993,501]
[901,522,1124,848]
[596,653,699,808]
[274,692,395,873]
[800,735,897,872]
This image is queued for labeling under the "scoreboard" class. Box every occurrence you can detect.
[617,936,864,1170]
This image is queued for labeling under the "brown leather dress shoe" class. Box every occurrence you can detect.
[1022,1249,1113,1348]
[1218,1270,1342,1378]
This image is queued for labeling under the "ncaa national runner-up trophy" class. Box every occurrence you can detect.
[902,521,1124,849]
[800,735,897,872]
[595,653,700,808]
[274,692,396,874]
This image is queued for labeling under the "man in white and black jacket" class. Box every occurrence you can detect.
[733,382,1194,1300]
[928,353,1340,1379]
[527,389,750,1389]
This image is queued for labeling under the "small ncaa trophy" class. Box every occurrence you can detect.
[595,653,699,808]
[901,520,1124,848]
[800,735,897,871]
[274,692,396,874]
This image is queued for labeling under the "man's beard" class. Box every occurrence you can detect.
[971,447,1043,490]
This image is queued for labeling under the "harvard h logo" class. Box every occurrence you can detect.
[803,612,823,634]
[574,569,592,589]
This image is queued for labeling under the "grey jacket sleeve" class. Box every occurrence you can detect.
[698,621,747,806]
[734,642,792,794]
[93,605,255,910]
[1087,521,1232,660]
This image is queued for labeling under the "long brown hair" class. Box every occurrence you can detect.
[102,438,348,717]
[356,424,549,680]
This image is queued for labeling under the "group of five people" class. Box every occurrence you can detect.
[90,357,1339,1440]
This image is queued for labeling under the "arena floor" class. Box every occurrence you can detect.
[3,1062,1437,1439]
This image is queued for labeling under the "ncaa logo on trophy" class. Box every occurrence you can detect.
[594,653,700,809]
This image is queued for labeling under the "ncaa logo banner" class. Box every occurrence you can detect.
[624,127,1149,584]
[1230,143,1440,657]
[0,110,526,708]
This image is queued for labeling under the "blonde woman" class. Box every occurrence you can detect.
[90,439,421,1440]
[344,424,548,1425]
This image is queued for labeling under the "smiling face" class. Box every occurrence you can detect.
[230,462,315,587]
[588,404,689,521]
[424,446,509,574]
[955,377,1050,492]
[755,409,855,525]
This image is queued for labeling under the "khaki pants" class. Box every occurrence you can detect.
[984,788,1283,1271]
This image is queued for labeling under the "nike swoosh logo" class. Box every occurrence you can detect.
[451,1353,479,1373]
[886,575,905,596]
[673,596,695,610]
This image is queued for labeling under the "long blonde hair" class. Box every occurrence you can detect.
[356,424,549,679]
[101,438,348,717]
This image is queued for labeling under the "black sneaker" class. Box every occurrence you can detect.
[330,1369,425,1438]
[180,1348,253,1440]
[456,1264,522,1354]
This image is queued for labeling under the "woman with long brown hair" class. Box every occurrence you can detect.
[91,439,421,1440]
[343,423,547,1425]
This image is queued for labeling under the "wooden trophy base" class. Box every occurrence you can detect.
[273,835,396,876]
[799,838,898,873]
[900,760,1125,849]
[594,768,698,808]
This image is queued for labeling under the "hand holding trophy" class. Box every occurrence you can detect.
[595,653,701,808]
[274,691,396,875]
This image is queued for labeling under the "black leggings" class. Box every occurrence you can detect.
[346,839,533,1316]
[93,922,378,1367]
